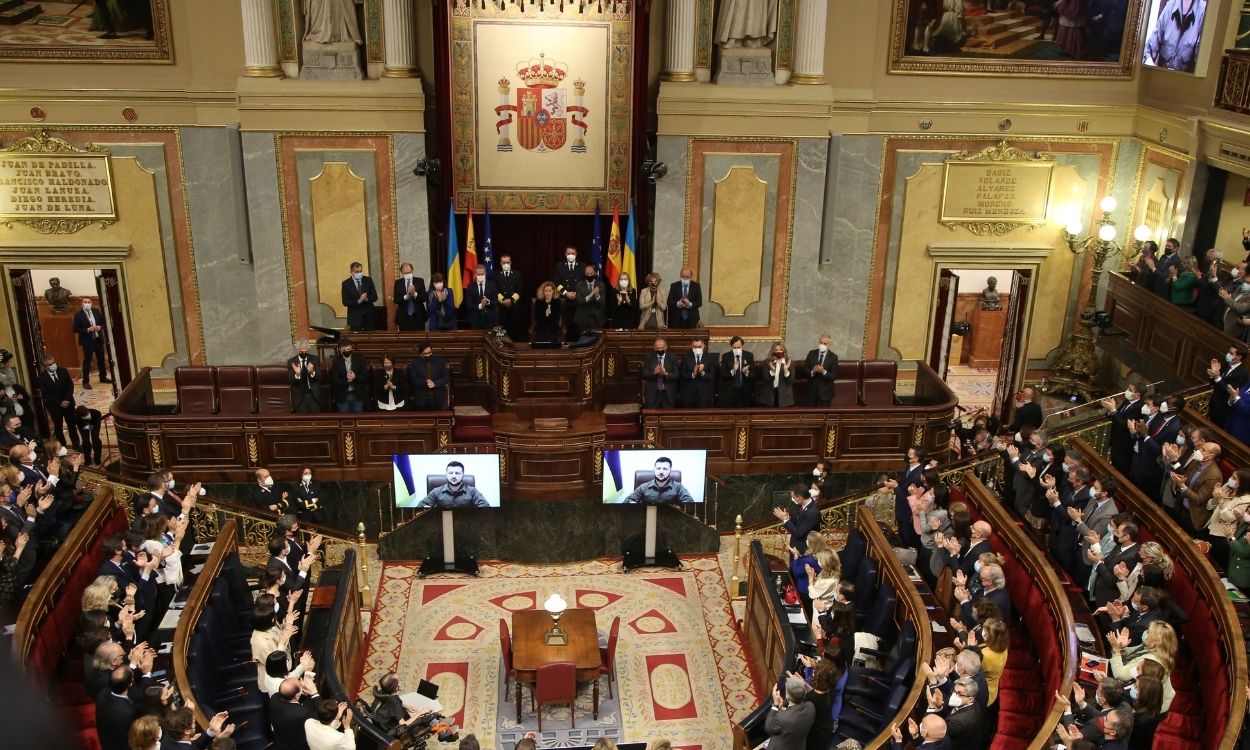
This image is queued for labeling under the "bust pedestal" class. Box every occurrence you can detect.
[715,47,774,86]
[968,306,1008,369]
[299,41,363,80]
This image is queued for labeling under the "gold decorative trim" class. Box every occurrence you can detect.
[825,426,836,457]
[501,373,511,400]
[661,71,697,82]
[737,427,748,459]
[789,73,826,85]
[0,130,117,234]
[913,423,924,448]
[382,67,420,78]
[344,432,356,465]
[645,426,657,448]
[606,355,616,377]
[247,434,259,465]
[243,66,284,77]
[583,370,592,398]
[474,354,485,380]
[149,435,162,466]
[0,0,174,63]
[498,447,507,479]
[939,140,1054,235]
[438,430,450,449]
[594,446,603,480]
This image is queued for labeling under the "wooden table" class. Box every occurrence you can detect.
[511,608,601,724]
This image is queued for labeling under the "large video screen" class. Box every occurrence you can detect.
[602,449,706,505]
[1141,0,1207,74]
[393,454,502,508]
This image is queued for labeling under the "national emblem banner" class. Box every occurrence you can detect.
[449,0,633,214]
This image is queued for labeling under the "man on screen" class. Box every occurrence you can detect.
[1143,0,1206,74]
[414,461,491,509]
[623,457,694,505]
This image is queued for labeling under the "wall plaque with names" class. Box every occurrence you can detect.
[0,130,116,234]
[940,141,1054,236]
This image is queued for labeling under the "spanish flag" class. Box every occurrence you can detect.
[606,210,623,287]
[462,206,478,289]
[446,204,463,308]
[623,204,638,287]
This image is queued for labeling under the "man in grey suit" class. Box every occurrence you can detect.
[1067,476,1119,583]
[764,677,815,750]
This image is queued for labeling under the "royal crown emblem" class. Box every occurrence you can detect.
[494,52,589,154]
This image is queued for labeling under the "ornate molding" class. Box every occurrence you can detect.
[0,130,118,234]
[344,433,356,464]
[939,140,1054,236]
[825,426,836,457]
[149,435,162,466]
[737,427,748,459]
[594,446,603,480]
[946,140,1053,164]
[247,434,260,465]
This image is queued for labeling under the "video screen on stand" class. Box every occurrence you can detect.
[393,453,501,508]
[602,449,706,505]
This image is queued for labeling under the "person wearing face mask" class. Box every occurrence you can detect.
[810,461,836,501]
[425,272,458,332]
[884,446,927,549]
[1206,347,1248,431]
[465,266,499,330]
[1219,277,1250,338]
[607,272,639,329]
[553,246,584,337]
[757,341,794,408]
[1195,248,1228,325]
[1168,440,1222,535]
[719,335,755,408]
[642,337,676,408]
[494,254,525,339]
[922,676,983,750]
[573,264,606,334]
[1129,240,1159,293]
[291,466,325,524]
[288,339,322,414]
[330,343,367,413]
[666,267,703,329]
[678,337,717,407]
[803,335,838,407]
[1089,519,1141,605]
[372,354,407,412]
[1128,395,1183,501]
[1006,386,1042,435]
[1150,237,1183,297]
[248,468,288,514]
[1157,426,1208,518]
[72,296,111,390]
[392,262,428,331]
[37,354,79,451]
[637,272,667,331]
[0,349,34,435]
[1002,428,1047,519]
[531,281,564,345]
[1225,502,1250,593]
[407,342,450,411]
[888,713,949,750]
[1101,383,1145,476]
[340,261,378,332]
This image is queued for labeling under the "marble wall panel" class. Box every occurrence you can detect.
[394,133,431,275]
[241,131,298,360]
[654,135,689,286]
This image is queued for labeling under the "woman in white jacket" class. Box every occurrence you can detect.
[1108,620,1177,713]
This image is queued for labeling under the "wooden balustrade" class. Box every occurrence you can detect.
[173,520,239,731]
[1071,437,1247,749]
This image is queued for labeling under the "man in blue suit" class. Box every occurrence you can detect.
[341,261,378,332]
[464,266,499,330]
[72,296,111,389]
[886,446,927,549]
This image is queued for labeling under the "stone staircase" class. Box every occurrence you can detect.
[962,11,1046,55]
[0,0,41,25]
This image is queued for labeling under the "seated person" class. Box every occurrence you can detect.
[369,672,429,733]
[411,461,490,509]
[622,456,693,505]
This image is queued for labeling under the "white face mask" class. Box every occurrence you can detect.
[303,473,312,482]
[263,477,274,487]
[732,346,742,354]
[434,283,444,291]
[948,693,964,708]
[56,446,67,457]
[808,488,820,499]
[403,273,412,281]
[502,263,511,272]
[82,303,91,311]
[1124,389,1137,401]
[352,272,363,281]
[817,343,828,353]
[476,275,486,284]
[1158,401,1169,414]
[812,468,822,477]
[566,255,576,263]
[1140,406,1153,417]
[619,279,630,289]
[167,479,176,490]
[692,347,703,355]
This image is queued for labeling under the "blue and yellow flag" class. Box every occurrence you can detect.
[622,204,638,286]
[446,204,463,308]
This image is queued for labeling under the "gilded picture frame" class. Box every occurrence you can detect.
[888,0,1145,78]
[0,0,173,64]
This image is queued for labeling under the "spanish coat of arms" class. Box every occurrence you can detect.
[494,53,590,154]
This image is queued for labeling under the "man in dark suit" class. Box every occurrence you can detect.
[666,267,702,329]
[1129,396,1183,501]
[248,468,288,514]
[1057,680,1132,747]
[96,667,145,750]
[772,485,821,554]
[1207,347,1247,430]
[269,676,321,750]
[74,405,104,465]
[330,342,367,412]
[1101,384,1145,476]
[886,446,927,549]
[1089,520,1141,605]
[465,266,499,330]
[408,342,450,411]
[288,339,321,413]
[393,262,427,331]
[1007,386,1042,435]
[495,254,525,340]
[573,265,606,333]
[554,247,583,338]
[268,534,314,594]
[341,261,378,332]
[938,520,992,582]
[72,297,111,390]
[925,678,983,750]
[804,335,837,406]
[678,337,716,407]
[161,705,235,750]
[719,336,754,407]
[642,337,675,408]
[957,564,1011,628]
[763,677,815,750]
[37,355,78,449]
[889,714,951,750]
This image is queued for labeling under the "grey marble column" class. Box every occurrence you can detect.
[382,0,418,78]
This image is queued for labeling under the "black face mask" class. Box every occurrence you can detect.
[585,275,595,280]
[655,349,666,355]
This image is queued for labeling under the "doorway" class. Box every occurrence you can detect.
[927,267,1034,426]
[7,267,132,449]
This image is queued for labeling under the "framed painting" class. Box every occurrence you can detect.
[889,0,1146,78]
[0,0,173,63]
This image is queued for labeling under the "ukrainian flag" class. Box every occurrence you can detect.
[446,204,463,308]
[622,204,638,286]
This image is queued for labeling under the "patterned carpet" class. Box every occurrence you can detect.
[945,364,999,414]
[0,2,155,48]
[360,556,759,750]
[74,381,119,466]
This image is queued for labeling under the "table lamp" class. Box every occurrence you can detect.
[543,593,568,645]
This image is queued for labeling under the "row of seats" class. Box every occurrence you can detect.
[824,360,899,409]
[949,482,1056,750]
